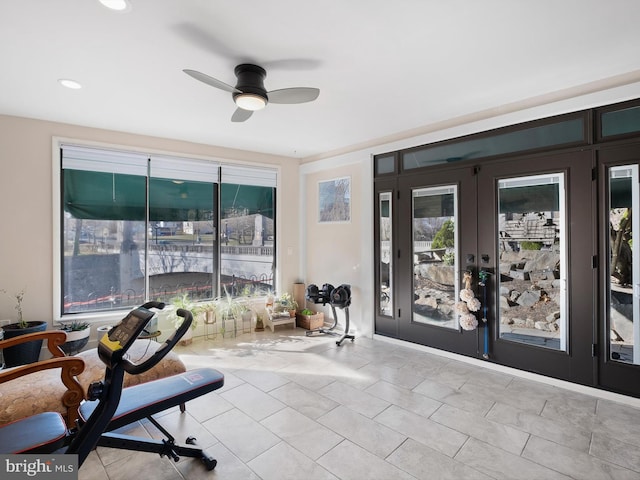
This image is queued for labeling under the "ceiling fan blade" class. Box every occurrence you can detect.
[183,69,241,94]
[267,87,320,104]
[231,108,253,122]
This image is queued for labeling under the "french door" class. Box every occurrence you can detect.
[377,150,597,386]
[394,165,480,356]
[477,150,595,384]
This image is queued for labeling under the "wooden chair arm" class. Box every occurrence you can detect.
[0,330,67,357]
[0,356,85,428]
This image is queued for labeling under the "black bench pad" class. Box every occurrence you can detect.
[0,412,68,454]
[79,368,224,431]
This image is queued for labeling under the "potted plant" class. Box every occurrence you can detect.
[255,313,265,332]
[296,308,325,330]
[1,287,47,366]
[213,290,249,338]
[195,301,217,325]
[168,293,198,345]
[273,292,298,318]
[195,301,218,339]
[57,320,91,355]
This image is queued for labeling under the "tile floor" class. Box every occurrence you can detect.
[80,329,640,480]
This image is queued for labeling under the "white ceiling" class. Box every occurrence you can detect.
[2,0,640,160]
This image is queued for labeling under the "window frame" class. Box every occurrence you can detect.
[53,138,278,322]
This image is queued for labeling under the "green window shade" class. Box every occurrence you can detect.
[498,184,559,213]
[149,178,215,222]
[610,176,632,208]
[221,183,274,218]
[413,191,454,217]
[63,169,146,220]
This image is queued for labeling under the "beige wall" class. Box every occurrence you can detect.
[299,156,374,337]
[0,114,299,328]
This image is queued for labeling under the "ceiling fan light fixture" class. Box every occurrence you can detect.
[235,93,267,111]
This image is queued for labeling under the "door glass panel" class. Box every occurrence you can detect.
[412,185,458,329]
[379,192,393,316]
[608,165,640,364]
[497,173,567,350]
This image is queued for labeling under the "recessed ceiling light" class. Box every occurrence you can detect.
[98,0,132,12]
[58,79,82,90]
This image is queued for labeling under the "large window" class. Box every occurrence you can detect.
[219,165,276,297]
[59,145,276,317]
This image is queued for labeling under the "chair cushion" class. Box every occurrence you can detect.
[0,369,71,425]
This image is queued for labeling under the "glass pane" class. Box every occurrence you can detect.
[148,178,216,303]
[403,117,584,170]
[220,183,275,296]
[375,154,395,175]
[62,170,147,313]
[412,185,458,329]
[602,106,640,138]
[608,165,640,364]
[379,191,393,316]
[497,173,567,351]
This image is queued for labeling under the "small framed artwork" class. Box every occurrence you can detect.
[318,176,351,223]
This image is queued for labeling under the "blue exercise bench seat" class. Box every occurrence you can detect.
[0,412,68,454]
[79,367,224,430]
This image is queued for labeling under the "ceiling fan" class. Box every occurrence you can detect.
[184,64,320,122]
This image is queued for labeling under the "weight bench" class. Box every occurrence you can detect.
[0,368,224,465]
[0,303,225,471]
[77,367,224,467]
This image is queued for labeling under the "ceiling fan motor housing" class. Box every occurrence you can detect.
[233,64,268,105]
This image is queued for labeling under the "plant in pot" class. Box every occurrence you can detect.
[213,289,250,338]
[254,313,265,332]
[168,293,198,346]
[1,287,47,366]
[213,293,236,339]
[57,320,91,355]
[273,292,298,318]
[194,301,217,339]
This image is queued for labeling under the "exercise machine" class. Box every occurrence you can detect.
[305,283,355,346]
[0,301,225,471]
